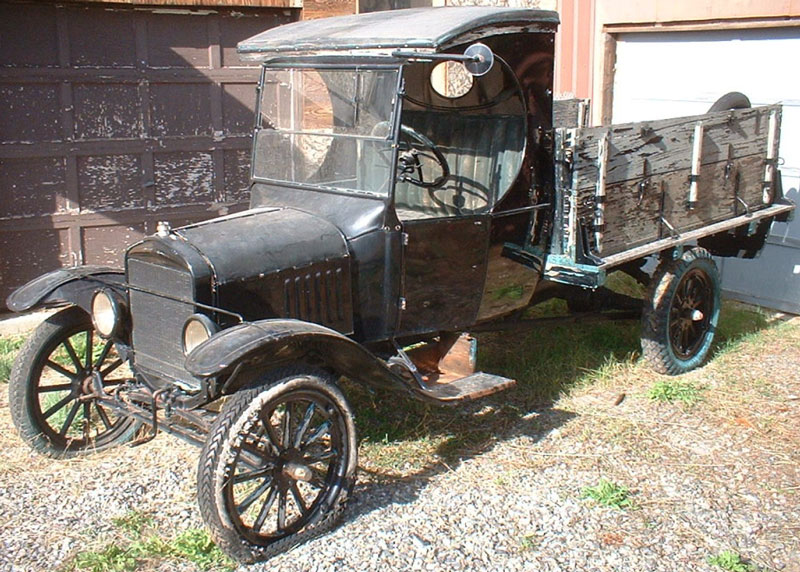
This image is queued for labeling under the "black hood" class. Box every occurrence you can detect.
[126,207,354,334]
[174,207,349,286]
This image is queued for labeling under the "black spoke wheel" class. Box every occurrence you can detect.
[9,306,139,457]
[641,248,721,375]
[197,367,357,563]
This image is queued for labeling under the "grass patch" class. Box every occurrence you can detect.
[714,303,770,348]
[67,511,233,572]
[707,550,755,572]
[111,511,154,538]
[647,380,704,406]
[0,335,24,383]
[581,479,634,510]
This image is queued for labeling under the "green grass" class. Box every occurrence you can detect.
[581,479,634,510]
[707,550,755,572]
[0,335,24,383]
[647,380,704,406]
[67,511,233,572]
[348,297,774,475]
[51,331,106,370]
[111,511,154,538]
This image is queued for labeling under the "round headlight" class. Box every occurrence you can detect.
[91,290,120,338]
[183,314,218,355]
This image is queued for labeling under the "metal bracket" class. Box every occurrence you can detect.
[688,121,704,210]
[635,157,651,207]
[129,388,169,448]
[735,195,751,216]
[388,340,425,389]
[660,215,680,240]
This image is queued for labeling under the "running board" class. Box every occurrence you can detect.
[415,372,516,403]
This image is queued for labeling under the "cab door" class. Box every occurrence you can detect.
[397,215,490,335]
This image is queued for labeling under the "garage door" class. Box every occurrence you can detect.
[0,1,295,308]
[612,28,800,314]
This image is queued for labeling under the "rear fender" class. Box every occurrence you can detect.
[184,319,413,396]
[6,266,125,313]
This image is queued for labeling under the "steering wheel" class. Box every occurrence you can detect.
[397,125,450,189]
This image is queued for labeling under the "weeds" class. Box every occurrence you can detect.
[581,479,634,510]
[647,380,704,406]
[707,550,755,572]
[0,335,24,383]
[111,511,154,538]
[518,533,536,552]
[73,544,136,572]
[68,511,233,572]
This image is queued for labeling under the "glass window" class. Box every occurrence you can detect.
[395,58,526,219]
[253,67,398,197]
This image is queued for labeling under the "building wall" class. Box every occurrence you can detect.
[0,0,298,307]
[556,0,800,124]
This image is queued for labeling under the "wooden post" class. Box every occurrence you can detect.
[763,109,780,204]
[594,132,609,253]
[688,121,704,210]
[577,99,589,128]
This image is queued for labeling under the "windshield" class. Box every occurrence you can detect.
[252,67,399,196]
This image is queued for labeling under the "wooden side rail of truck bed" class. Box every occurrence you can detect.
[534,104,793,287]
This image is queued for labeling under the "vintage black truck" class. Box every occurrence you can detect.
[6,7,795,562]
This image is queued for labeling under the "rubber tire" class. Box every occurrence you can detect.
[708,92,751,112]
[641,248,721,375]
[9,306,139,458]
[197,367,357,563]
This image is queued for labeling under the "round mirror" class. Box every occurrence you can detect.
[430,61,474,99]
[464,43,494,77]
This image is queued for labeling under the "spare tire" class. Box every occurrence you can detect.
[708,92,751,112]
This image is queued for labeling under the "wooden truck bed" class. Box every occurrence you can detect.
[539,104,794,287]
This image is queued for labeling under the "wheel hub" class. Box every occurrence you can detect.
[282,462,313,482]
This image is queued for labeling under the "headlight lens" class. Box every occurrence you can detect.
[183,314,218,355]
[91,290,119,338]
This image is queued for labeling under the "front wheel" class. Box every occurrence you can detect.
[9,305,139,457]
[197,367,357,563]
[641,248,721,375]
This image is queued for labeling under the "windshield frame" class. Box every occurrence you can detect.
[250,61,405,201]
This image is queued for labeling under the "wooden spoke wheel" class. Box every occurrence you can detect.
[9,306,139,457]
[197,367,357,563]
[642,248,721,375]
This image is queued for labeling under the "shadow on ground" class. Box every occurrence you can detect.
[333,298,776,527]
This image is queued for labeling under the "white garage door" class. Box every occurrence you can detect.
[613,28,800,313]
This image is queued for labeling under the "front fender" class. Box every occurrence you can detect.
[6,266,125,313]
[185,319,412,396]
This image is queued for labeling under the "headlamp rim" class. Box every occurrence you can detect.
[91,289,121,339]
[182,313,218,355]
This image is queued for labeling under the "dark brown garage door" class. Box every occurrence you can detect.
[0,1,297,308]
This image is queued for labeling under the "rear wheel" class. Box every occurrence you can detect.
[197,367,357,563]
[9,305,139,457]
[641,248,721,375]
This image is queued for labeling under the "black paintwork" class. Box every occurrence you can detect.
[7,9,563,406]
[6,266,125,313]
[238,7,558,56]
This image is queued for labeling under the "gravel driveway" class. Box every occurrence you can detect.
[1,315,798,572]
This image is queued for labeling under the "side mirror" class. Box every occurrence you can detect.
[464,43,494,77]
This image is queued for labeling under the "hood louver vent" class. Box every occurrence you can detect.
[282,263,351,332]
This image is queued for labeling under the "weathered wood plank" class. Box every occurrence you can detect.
[597,201,795,270]
[569,105,780,192]
[553,98,590,128]
[576,154,766,257]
